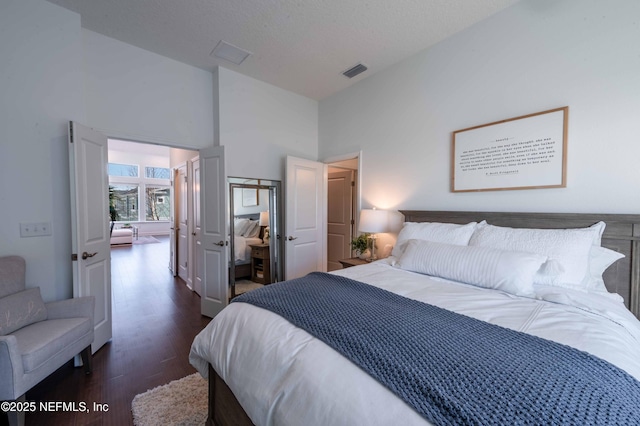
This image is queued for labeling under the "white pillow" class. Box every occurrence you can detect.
[234,218,251,236]
[469,221,605,288]
[396,239,546,297]
[392,221,477,257]
[583,246,625,292]
[242,220,260,238]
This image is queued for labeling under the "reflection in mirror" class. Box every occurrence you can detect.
[228,177,282,299]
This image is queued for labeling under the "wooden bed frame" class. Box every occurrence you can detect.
[206,210,640,426]
[399,210,640,318]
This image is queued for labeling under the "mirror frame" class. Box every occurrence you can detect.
[228,177,283,297]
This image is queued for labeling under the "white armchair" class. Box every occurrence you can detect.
[0,256,94,426]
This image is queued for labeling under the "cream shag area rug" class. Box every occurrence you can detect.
[132,373,207,426]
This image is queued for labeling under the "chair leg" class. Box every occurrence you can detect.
[6,394,25,426]
[80,345,93,374]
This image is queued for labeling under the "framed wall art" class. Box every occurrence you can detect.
[451,107,568,192]
[242,188,258,207]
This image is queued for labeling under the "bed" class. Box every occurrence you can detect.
[190,211,640,426]
[233,216,264,279]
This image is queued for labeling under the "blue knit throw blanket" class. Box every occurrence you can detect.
[233,272,640,425]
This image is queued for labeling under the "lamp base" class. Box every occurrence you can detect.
[366,234,378,262]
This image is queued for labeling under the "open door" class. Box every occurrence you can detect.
[199,145,228,317]
[176,163,189,284]
[169,170,177,275]
[285,156,327,280]
[191,156,203,295]
[327,169,355,271]
[68,121,112,353]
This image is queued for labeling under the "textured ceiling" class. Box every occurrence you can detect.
[46,0,519,100]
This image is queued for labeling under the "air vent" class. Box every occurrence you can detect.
[342,63,368,79]
[211,40,252,65]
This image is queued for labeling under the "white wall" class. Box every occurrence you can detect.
[0,0,85,301]
[170,148,200,168]
[218,67,318,181]
[82,29,215,150]
[319,0,640,215]
[0,0,216,301]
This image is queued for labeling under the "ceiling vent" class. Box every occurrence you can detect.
[211,40,252,65]
[342,63,368,79]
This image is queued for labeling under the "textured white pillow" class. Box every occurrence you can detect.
[469,221,606,288]
[234,218,251,236]
[392,221,477,258]
[242,220,260,238]
[396,239,546,297]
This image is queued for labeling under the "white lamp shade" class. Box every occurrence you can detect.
[259,210,269,226]
[358,209,388,233]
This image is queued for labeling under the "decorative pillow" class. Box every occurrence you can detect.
[583,246,625,292]
[396,239,547,297]
[0,287,47,335]
[468,221,605,288]
[242,221,260,238]
[234,218,251,236]
[391,221,477,258]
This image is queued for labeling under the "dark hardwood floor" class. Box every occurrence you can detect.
[3,236,211,426]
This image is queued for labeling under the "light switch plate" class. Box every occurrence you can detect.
[20,222,52,237]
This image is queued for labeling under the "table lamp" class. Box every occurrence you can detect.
[259,211,270,243]
[358,208,389,261]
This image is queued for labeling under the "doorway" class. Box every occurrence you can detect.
[326,155,360,271]
[107,139,198,288]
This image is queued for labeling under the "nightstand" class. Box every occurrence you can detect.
[339,257,369,268]
[250,243,271,284]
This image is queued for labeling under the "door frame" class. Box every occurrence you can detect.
[323,151,362,262]
[327,169,355,271]
[94,128,205,294]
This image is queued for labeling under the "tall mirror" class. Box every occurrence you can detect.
[228,177,283,298]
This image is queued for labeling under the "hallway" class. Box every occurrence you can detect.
[18,236,210,426]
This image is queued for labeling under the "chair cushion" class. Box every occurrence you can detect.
[0,255,26,298]
[110,229,133,245]
[12,317,93,373]
[112,229,133,237]
[0,288,47,335]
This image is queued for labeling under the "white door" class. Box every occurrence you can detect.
[176,163,189,284]
[169,171,176,275]
[327,170,354,271]
[200,146,228,317]
[191,156,203,295]
[68,121,112,354]
[285,156,327,280]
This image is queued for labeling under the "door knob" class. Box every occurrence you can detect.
[214,240,227,246]
[287,236,298,241]
[82,251,98,260]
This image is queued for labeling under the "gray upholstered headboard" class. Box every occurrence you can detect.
[399,210,640,319]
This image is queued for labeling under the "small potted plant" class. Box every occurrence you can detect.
[350,233,371,259]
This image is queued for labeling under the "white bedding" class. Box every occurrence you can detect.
[233,235,263,263]
[190,259,640,426]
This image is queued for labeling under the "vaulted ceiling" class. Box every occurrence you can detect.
[46,0,519,100]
